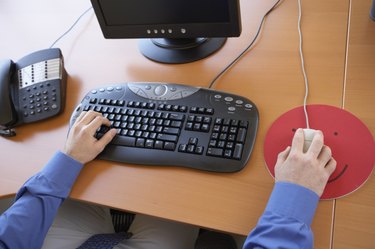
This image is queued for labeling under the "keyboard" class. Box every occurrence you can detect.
[69,83,259,172]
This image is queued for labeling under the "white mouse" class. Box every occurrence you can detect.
[302,128,317,152]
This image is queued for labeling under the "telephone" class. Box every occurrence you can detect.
[0,48,67,137]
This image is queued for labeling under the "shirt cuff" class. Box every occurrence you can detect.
[265,182,320,226]
[41,151,84,190]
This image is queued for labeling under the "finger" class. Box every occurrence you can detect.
[78,110,102,125]
[86,116,111,134]
[325,157,337,176]
[276,146,291,165]
[291,128,304,153]
[308,130,324,157]
[318,145,332,166]
[96,128,117,149]
[74,111,87,125]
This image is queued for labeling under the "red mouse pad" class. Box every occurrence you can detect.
[264,105,375,199]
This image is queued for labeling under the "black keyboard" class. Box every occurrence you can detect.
[69,83,259,172]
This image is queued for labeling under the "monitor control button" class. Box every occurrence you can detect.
[245,103,253,109]
[224,97,233,102]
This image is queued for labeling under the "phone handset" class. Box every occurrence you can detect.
[0,59,17,136]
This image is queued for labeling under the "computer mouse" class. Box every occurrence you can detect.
[302,128,316,152]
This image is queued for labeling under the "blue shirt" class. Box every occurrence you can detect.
[0,152,319,249]
[243,182,319,249]
[0,151,83,249]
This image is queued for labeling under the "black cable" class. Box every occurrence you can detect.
[49,7,93,49]
[208,0,283,89]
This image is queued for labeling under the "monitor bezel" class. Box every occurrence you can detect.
[90,0,242,39]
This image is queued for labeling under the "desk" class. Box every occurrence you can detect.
[0,0,372,248]
[333,0,375,248]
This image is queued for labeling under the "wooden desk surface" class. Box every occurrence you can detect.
[333,0,375,248]
[2,1,370,248]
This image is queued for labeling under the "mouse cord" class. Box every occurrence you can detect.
[297,0,310,129]
[49,7,93,49]
[208,0,283,89]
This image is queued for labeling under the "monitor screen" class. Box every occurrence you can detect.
[100,0,230,26]
[91,0,242,63]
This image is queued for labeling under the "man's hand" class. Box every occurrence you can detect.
[63,111,117,164]
[274,128,337,197]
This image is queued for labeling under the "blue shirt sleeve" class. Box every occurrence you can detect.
[243,182,320,249]
[0,151,83,249]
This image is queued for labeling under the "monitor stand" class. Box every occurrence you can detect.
[139,38,226,64]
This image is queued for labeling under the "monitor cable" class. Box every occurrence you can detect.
[208,0,283,89]
[49,7,93,49]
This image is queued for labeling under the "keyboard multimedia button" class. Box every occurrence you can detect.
[154,85,167,96]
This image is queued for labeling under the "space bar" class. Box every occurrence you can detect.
[111,135,136,147]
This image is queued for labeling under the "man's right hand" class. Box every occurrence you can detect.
[274,128,337,197]
[63,111,117,164]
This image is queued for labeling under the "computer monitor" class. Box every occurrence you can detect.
[90,0,242,64]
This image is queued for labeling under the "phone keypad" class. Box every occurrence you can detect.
[19,82,61,123]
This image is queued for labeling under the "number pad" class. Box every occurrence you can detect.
[206,118,248,160]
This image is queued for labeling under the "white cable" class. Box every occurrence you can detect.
[49,7,93,49]
[297,0,310,129]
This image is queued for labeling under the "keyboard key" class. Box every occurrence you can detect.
[163,127,180,135]
[185,122,193,130]
[233,143,243,160]
[112,136,136,147]
[188,137,198,145]
[224,149,232,158]
[195,146,204,155]
[154,140,164,149]
[206,108,214,115]
[169,113,185,121]
[207,147,223,157]
[164,142,176,151]
[171,121,182,128]
[178,144,187,152]
[237,128,246,143]
[201,124,210,132]
[145,139,154,148]
[136,138,145,147]
[157,133,178,142]
[239,120,248,128]
[187,144,195,153]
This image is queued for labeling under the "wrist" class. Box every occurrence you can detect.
[61,150,85,165]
